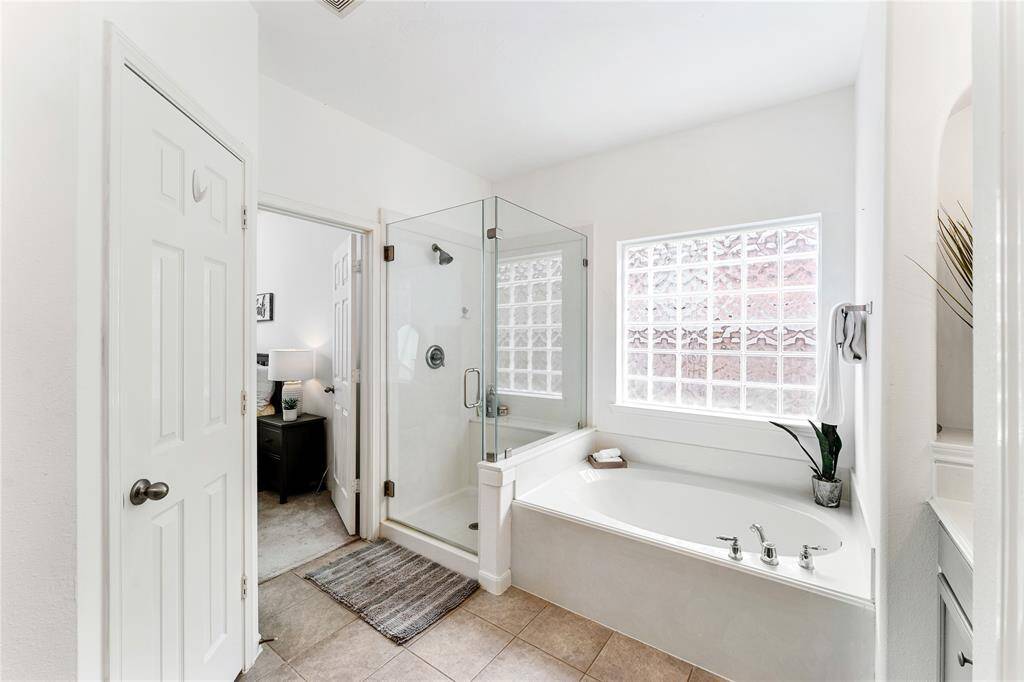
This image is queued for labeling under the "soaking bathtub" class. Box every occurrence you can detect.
[493,429,876,681]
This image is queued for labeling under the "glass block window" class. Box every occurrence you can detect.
[496,252,563,397]
[620,218,819,418]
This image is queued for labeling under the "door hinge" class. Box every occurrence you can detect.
[242,206,248,230]
[241,389,247,416]
[583,258,589,267]
[384,480,395,497]
[241,574,248,600]
[353,478,360,493]
[352,368,361,383]
[486,227,503,240]
[383,245,395,262]
[353,259,363,274]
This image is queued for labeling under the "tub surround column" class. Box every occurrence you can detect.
[477,464,515,594]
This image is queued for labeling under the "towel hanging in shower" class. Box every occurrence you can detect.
[816,302,867,425]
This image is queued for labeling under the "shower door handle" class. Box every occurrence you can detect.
[463,368,481,408]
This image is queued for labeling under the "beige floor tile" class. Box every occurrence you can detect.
[262,590,357,661]
[408,608,513,682]
[249,663,302,682]
[688,667,729,682]
[293,540,368,576]
[237,647,297,681]
[367,650,450,681]
[475,638,583,682]
[290,619,403,681]
[461,587,549,634]
[518,605,612,672]
[586,632,692,681]
[258,572,320,619]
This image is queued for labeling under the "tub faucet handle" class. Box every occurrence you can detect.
[715,535,743,561]
[798,544,828,570]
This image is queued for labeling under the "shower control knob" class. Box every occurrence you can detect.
[425,345,445,369]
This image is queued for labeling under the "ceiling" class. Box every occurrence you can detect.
[255,1,869,181]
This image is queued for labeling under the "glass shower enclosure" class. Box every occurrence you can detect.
[385,197,587,553]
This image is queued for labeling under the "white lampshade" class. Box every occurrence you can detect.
[268,349,314,381]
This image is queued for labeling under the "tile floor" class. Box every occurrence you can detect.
[244,541,727,682]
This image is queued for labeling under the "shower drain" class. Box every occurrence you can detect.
[468,522,479,530]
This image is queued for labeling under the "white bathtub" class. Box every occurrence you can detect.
[518,462,871,603]
[494,429,876,681]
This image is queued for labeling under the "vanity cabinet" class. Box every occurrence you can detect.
[938,525,973,681]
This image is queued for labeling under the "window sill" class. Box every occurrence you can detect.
[607,402,814,436]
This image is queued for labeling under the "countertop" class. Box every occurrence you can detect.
[928,497,974,566]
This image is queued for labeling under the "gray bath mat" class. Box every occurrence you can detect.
[305,539,478,644]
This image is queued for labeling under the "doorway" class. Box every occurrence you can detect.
[255,209,366,581]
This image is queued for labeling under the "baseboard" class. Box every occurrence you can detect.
[478,568,512,595]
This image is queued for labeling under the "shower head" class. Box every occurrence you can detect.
[432,243,454,265]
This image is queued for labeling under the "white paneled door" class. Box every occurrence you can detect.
[117,68,245,680]
[331,236,359,534]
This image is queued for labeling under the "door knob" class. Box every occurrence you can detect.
[129,478,170,505]
[324,385,335,393]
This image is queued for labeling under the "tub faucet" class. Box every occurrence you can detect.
[749,523,779,566]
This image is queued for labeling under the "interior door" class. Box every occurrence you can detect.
[331,235,359,534]
[117,68,245,680]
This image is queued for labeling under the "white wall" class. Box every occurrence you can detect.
[936,105,973,433]
[3,2,260,679]
[2,4,80,677]
[260,75,491,223]
[256,211,356,423]
[851,3,886,673]
[495,88,856,463]
[878,3,971,678]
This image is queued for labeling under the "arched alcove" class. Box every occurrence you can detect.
[935,88,973,440]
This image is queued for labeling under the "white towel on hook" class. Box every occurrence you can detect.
[815,302,850,425]
[840,307,867,364]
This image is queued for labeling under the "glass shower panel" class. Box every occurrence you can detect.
[385,200,484,554]
[487,198,588,459]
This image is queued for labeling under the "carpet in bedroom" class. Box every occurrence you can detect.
[258,490,358,581]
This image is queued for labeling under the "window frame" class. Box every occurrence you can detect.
[615,213,823,423]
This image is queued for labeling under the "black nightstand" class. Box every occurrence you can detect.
[257,413,327,504]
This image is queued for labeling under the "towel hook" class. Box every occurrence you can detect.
[841,302,873,315]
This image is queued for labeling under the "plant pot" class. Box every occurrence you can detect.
[811,476,843,508]
[283,408,298,422]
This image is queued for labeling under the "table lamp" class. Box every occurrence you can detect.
[268,349,314,415]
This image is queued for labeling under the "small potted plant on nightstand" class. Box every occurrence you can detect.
[282,397,298,422]
[770,420,844,508]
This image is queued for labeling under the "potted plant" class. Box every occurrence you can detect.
[282,397,299,422]
[770,420,844,508]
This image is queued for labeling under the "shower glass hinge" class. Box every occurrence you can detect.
[383,245,395,262]
[486,227,503,240]
[384,480,395,497]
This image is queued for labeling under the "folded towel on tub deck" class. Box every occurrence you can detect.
[592,448,622,461]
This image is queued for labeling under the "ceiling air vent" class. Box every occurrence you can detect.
[320,0,362,19]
